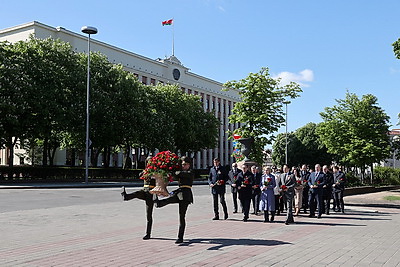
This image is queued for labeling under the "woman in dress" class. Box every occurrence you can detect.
[293,168,304,216]
[259,167,276,222]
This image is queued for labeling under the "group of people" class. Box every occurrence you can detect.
[208,159,346,225]
[120,156,346,244]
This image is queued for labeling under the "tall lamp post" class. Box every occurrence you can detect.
[81,26,98,184]
[284,101,289,165]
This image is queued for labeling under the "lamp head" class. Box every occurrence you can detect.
[81,26,98,35]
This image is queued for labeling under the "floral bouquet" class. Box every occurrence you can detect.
[216,179,225,186]
[313,180,321,187]
[264,177,272,186]
[281,184,287,191]
[144,151,180,197]
[242,178,250,186]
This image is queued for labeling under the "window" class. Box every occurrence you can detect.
[187,89,192,94]
[142,76,147,85]
[150,78,156,85]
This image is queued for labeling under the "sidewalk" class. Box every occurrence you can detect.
[1,187,400,266]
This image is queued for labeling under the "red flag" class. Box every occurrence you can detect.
[162,19,173,26]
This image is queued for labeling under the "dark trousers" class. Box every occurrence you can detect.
[158,194,190,239]
[240,198,251,219]
[323,189,332,214]
[125,190,154,236]
[212,193,228,217]
[232,190,238,212]
[302,187,310,212]
[309,190,323,217]
[333,190,345,211]
[251,191,261,213]
[274,195,281,214]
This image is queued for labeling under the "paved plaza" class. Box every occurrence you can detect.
[1,185,400,266]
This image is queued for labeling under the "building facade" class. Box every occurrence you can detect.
[0,21,240,169]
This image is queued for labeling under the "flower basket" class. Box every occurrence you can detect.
[142,151,180,197]
[150,173,170,197]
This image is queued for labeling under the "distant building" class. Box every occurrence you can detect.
[0,21,241,169]
[380,129,400,169]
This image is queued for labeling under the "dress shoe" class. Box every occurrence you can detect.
[264,219,269,223]
[224,214,228,220]
[212,216,219,220]
[317,215,322,219]
[285,221,289,225]
[175,238,183,244]
[233,210,238,214]
[270,216,275,222]
[143,234,150,240]
[243,217,248,222]
[308,214,316,218]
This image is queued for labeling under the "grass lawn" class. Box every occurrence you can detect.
[383,195,400,201]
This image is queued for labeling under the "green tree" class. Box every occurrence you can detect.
[15,37,84,166]
[224,67,302,163]
[0,41,31,167]
[317,92,391,183]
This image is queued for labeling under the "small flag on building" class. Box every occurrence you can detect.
[162,19,173,26]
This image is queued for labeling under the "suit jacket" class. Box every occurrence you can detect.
[228,168,242,193]
[208,164,228,194]
[300,170,310,189]
[333,171,346,192]
[323,171,334,193]
[279,172,296,198]
[252,172,262,195]
[308,171,326,193]
[235,170,254,199]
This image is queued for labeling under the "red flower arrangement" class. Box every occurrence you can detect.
[216,179,225,185]
[140,151,180,182]
[264,177,272,186]
[243,178,250,185]
[281,185,287,190]
[314,180,321,186]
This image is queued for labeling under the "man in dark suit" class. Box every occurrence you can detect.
[228,162,242,213]
[279,164,296,225]
[208,158,229,220]
[235,164,254,222]
[251,165,262,215]
[300,164,310,213]
[332,166,346,213]
[322,165,334,215]
[308,164,326,218]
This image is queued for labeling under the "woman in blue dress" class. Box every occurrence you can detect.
[259,167,276,222]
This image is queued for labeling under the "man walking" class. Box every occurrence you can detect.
[332,166,346,213]
[308,164,325,218]
[208,158,229,220]
[280,165,296,225]
[228,162,242,213]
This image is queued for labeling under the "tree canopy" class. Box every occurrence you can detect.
[224,67,302,163]
[317,92,391,180]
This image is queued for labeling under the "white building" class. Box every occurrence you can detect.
[0,21,240,169]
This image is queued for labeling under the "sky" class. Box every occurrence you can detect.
[1,0,400,135]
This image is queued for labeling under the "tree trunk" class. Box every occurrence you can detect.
[7,136,16,167]
[123,146,132,169]
[370,163,374,184]
[42,138,48,166]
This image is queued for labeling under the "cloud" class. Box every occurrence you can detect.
[218,5,226,12]
[273,69,314,87]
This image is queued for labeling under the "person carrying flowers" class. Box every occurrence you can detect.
[155,156,194,244]
[121,156,155,240]
[235,164,254,222]
[259,166,276,222]
[208,158,229,220]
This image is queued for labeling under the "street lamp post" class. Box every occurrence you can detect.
[284,101,288,165]
[81,26,98,184]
